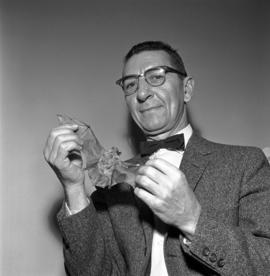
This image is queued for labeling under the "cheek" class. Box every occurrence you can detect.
[160,91,179,114]
[125,96,135,110]
[163,91,185,124]
[125,98,140,119]
[170,98,181,116]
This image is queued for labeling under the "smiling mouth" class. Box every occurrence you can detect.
[141,106,162,113]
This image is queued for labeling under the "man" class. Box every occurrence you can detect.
[44,41,270,275]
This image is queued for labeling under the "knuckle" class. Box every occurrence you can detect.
[140,175,148,183]
[54,134,63,144]
[174,171,183,182]
[178,170,185,178]
[159,201,166,211]
[136,175,148,186]
[152,158,160,166]
[59,141,69,153]
[161,190,170,200]
[144,166,151,174]
[142,176,152,188]
[135,174,141,183]
[138,165,146,174]
[49,127,59,139]
[151,198,161,210]
[145,166,154,176]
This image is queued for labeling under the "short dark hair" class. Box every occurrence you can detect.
[124,41,187,76]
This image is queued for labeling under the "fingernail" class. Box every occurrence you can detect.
[71,124,79,130]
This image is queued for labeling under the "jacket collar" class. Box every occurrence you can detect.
[180,132,213,191]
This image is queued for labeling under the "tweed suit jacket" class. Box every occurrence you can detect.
[57,133,270,276]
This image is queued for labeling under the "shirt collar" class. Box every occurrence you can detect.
[175,124,193,148]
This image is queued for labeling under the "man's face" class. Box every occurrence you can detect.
[123,50,191,139]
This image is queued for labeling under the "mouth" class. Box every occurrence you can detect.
[140,105,163,113]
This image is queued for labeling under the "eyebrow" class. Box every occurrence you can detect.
[122,65,164,78]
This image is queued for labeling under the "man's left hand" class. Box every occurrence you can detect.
[135,158,201,239]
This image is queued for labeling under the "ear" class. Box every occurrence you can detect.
[183,76,194,103]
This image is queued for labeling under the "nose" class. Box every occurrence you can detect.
[136,77,153,102]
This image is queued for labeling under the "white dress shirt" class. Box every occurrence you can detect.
[150,124,192,276]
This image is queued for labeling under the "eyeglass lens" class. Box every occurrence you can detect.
[123,68,166,94]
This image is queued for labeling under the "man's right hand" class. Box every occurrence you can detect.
[43,124,89,212]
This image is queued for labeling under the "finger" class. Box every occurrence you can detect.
[54,140,83,169]
[48,134,82,165]
[146,159,187,191]
[56,124,79,130]
[145,158,180,176]
[44,125,80,158]
[134,186,159,209]
[44,131,72,161]
[137,164,168,184]
[50,125,80,142]
[135,174,162,196]
[49,133,82,162]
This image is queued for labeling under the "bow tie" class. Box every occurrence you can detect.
[139,133,185,156]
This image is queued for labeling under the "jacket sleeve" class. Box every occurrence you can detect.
[181,148,270,275]
[57,195,124,276]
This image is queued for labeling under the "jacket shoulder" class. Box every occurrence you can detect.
[188,133,267,161]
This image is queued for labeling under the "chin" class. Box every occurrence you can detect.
[142,126,167,137]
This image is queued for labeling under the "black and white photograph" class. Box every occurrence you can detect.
[1,0,270,275]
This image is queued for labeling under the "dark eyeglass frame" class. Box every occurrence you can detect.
[116,65,187,96]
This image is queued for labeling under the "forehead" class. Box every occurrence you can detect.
[123,50,173,75]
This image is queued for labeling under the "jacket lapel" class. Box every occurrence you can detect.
[105,182,152,275]
[180,133,212,191]
[128,154,154,258]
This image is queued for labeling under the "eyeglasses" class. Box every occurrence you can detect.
[116,65,187,96]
